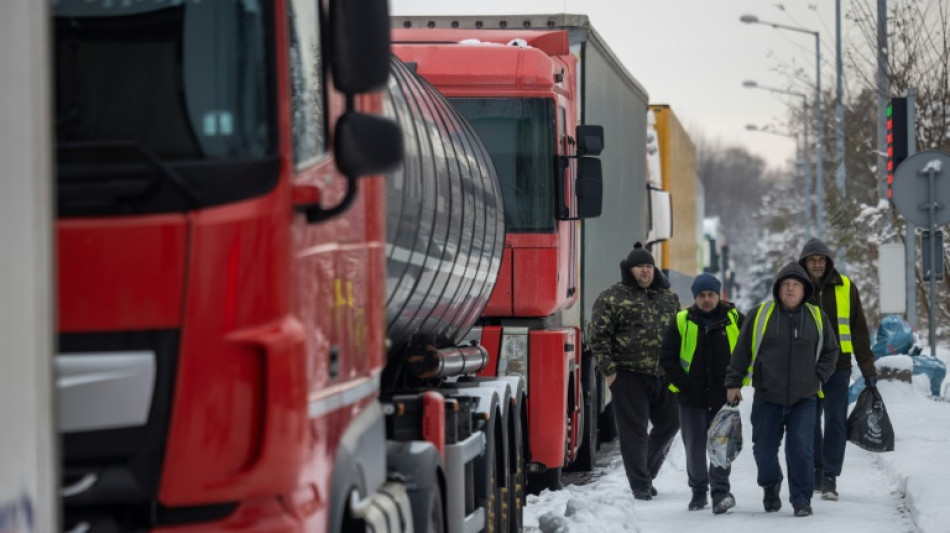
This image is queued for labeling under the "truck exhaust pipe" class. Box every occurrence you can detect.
[407,344,489,379]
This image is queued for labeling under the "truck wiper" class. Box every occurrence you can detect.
[57,140,202,206]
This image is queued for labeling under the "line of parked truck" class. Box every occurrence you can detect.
[48,1,704,532]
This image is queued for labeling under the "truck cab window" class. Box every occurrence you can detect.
[52,0,279,216]
[451,98,556,232]
[53,0,273,161]
[286,0,327,166]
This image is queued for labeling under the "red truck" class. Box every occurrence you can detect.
[392,14,668,491]
[52,0,524,532]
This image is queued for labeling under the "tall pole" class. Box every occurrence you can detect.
[877,0,889,200]
[803,99,812,237]
[814,32,824,240]
[835,0,846,194]
[906,88,917,328]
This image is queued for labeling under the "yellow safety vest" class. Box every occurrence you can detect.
[669,308,740,393]
[835,276,853,353]
[744,301,824,398]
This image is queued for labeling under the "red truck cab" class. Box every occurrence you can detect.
[393,27,604,490]
[53,0,401,531]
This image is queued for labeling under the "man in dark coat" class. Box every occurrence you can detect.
[798,238,879,500]
[589,242,681,501]
[725,262,839,517]
[660,273,744,514]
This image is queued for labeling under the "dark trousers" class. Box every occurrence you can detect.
[680,404,730,498]
[814,368,851,478]
[751,396,817,506]
[610,370,680,492]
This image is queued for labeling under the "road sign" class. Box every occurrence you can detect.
[891,150,950,227]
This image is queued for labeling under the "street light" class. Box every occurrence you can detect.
[746,124,808,237]
[741,13,824,240]
[743,80,813,237]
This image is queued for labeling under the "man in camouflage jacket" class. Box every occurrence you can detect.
[589,242,681,500]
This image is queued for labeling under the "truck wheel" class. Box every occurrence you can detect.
[480,419,504,533]
[507,398,526,532]
[544,467,562,491]
[567,355,597,471]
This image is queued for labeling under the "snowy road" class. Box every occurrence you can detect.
[524,389,919,532]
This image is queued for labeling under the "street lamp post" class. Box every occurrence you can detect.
[741,14,824,240]
[742,80,812,237]
[746,124,807,237]
[835,0,846,194]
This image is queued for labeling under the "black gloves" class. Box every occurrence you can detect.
[865,375,878,388]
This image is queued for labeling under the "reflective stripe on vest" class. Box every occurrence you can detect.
[744,301,824,397]
[835,275,853,353]
[669,308,739,393]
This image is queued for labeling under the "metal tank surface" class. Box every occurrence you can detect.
[381,58,505,364]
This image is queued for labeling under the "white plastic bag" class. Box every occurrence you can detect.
[707,404,742,468]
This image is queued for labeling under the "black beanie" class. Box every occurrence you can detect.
[690,273,721,298]
[623,242,655,268]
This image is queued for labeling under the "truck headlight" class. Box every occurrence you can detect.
[499,327,529,390]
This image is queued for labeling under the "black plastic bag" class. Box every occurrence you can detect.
[847,385,895,452]
[707,404,742,468]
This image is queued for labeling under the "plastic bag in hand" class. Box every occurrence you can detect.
[847,386,895,452]
[707,404,742,468]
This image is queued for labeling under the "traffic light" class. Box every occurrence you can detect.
[887,97,908,202]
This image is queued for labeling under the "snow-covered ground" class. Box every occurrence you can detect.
[525,345,950,532]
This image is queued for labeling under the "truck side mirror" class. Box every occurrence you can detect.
[576,156,603,218]
[335,111,402,179]
[329,0,391,94]
[576,125,604,156]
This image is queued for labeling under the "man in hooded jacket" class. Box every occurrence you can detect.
[798,238,879,500]
[589,242,681,501]
[725,262,839,517]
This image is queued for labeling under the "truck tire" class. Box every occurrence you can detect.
[566,354,597,472]
[507,395,526,532]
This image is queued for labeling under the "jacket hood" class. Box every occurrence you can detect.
[798,238,836,281]
[620,261,672,290]
[772,261,815,304]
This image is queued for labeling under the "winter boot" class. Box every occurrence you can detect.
[712,493,736,515]
[793,503,813,517]
[632,487,653,501]
[821,475,838,501]
[688,491,708,511]
[762,482,782,512]
[650,484,658,497]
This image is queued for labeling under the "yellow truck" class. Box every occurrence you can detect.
[649,105,702,303]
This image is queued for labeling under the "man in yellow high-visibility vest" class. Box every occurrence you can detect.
[799,239,879,502]
[660,273,744,514]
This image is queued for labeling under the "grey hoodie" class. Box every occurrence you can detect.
[725,262,839,405]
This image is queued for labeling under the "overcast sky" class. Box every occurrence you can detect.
[390,0,851,173]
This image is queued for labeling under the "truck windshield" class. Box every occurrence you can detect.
[451,98,556,232]
[52,0,277,216]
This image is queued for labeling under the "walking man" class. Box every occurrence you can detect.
[589,242,681,501]
[799,239,879,500]
[660,273,744,514]
[725,262,838,517]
